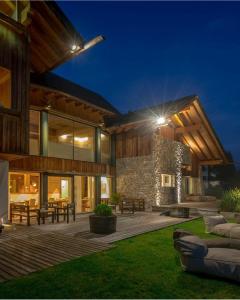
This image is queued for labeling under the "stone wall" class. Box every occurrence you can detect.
[116,155,155,210]
[116,135,193,209]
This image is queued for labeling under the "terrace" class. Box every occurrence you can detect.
[0,217,239,299]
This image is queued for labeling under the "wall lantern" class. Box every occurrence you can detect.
[156,116,166,125]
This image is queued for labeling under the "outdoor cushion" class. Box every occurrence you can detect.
[174,231,240,282]
[203,215,227,233]
[174,235,208,258]
[211,223,240,237]
[181,248,240,282]
[230,226,240,239]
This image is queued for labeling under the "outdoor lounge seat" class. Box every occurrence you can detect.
[173,229,240,282]
[203,214,240,238]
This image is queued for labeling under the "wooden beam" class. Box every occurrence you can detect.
[175,124,202,134]
[193,100,227,161]
[200,159,223,165]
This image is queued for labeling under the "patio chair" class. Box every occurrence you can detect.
[37,208,55,225]
[119,199,134,214]
[10,203,38,226]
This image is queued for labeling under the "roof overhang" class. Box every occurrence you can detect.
[29,1,104,73]
[106,95,229,165]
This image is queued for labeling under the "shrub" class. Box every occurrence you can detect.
[94,204,112,216]
[220,188,240,212]
[110,192,121,205]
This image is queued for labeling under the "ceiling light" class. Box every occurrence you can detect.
[74,137,88,142]
[60,134,68,140]
[156,116,166,125]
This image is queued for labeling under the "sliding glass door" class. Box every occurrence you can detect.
[74,176,95,213]
[48,176,72,207]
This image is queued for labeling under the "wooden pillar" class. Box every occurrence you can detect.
[0,160,9,222]
[95,176,101,206]
[41,172,48,208]
[110,134,116,166]
[95,128,101,163]
[40,111,48,156]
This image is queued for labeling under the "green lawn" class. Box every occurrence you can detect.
[0,218,240,299]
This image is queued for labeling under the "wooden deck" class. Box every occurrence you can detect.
[0,229,112,283]
[0,211,201,282]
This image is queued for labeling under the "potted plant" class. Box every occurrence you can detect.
[89,203,117,234]
[110,192,121,212]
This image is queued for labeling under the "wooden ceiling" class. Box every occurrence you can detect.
[171,99,228,165]
[30,85,115,125]
[29,1,84,73]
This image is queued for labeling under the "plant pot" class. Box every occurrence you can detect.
[89,214,117,234]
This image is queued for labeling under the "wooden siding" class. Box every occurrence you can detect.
[0,16,29,154]
[116,129,153,158]
[116,125,174,159]
[9,156,115,176]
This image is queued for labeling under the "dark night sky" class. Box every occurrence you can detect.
[55,1,240,164]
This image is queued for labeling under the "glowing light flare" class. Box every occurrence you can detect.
[156,116,166,125]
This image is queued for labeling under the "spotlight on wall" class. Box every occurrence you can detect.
[156,116,166,125]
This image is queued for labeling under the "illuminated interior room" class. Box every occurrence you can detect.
[9,172,40,209]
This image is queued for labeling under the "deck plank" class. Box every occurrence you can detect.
[0,231,112,282]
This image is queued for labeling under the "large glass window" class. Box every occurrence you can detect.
[101,177,112,200]
[48,176,72,206]
[9,172,40,209]
[74,122,95,162]
[101,133,110,164]
[0,1,30,24]
[0,67,11,109]
[29,110,40,155]
[48,114,74,160]
[48,114,96,162]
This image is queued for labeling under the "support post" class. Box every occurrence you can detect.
[41,111,48,156]
[0,160,9,223]
[41,172,48,208]
[95,127,101,163]
[95,176,101,206]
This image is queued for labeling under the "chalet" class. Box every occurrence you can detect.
[0,1,228,222]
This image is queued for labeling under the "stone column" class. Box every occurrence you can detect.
[0,160,9,222]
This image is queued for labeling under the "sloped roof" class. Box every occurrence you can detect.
[31,72,119,115]
[105,95,195,127]
[106,95,228,165]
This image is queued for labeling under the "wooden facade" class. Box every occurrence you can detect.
[9,156,115,176]
[0,14,29,155]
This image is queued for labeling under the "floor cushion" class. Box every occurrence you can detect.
[174,235,208,258]
[182,248,240,282]
[212,223,240,237]
[230,226,240,239]
[203,215,227,233]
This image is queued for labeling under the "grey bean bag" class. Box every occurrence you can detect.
[203,215,240,238]
[173,230,240,282]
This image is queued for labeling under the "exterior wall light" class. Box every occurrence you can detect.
[156,116,166,125]
[71,44,80,53]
